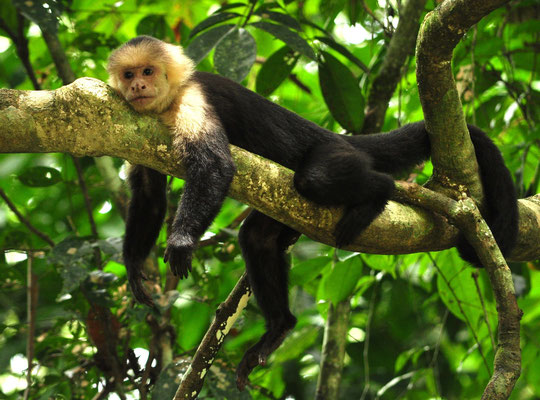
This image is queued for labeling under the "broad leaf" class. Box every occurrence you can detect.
[318,51,364,133]
[18,166,61,187]
[251,21,316,60]
[321,255,363,304]
[214,28,257,82]
[255,46,298,96]
[189,12,241,38]
[186,24,236,65]
[255,9,302,31]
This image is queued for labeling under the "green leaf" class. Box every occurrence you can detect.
[185,24,236,64]
[12,0,62,34]
[318,51,364,133]
[395,347,429,373]
[395,348,416,373]
[255,46,298,96]
[255,9,302,31]
[212,3,247,13]
[316,36,369,72]
[321,255,363,304]
[214,28,257,82]
[189,12,242,38]
[436,251,495,325]
[136,15,174,39]
[251,21,316,60]
[153,361,192,400]
[290,256,331,286]
[18,166,62,187]
[206,363,253,400]
[272,326,319,363]
[97,237,123,256]
[0,0,19,35]
[320,0,346,23]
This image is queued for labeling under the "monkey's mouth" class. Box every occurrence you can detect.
[130,96,154,103]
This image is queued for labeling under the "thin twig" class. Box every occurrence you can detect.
[0,188,55,247]
[23,253,37,400]
[428,254,491,374]
[72,156,102,267]
[472,271,496,351]
[360,270,379,400]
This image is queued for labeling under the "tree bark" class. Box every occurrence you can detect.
[415,0,522,398]
[315,299,351,400]
[0,80,539,261]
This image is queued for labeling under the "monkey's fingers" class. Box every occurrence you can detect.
[164,245,193,279]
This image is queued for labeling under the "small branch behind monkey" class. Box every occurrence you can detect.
[0,188,55,247]
[174,273,251,399]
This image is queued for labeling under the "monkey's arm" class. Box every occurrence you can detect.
[165,137,236,278]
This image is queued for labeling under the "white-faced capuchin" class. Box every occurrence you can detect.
[107,36,518,390]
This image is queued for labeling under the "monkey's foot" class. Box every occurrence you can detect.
[128,275,154,307]
[334,203,384,248]
[164,243,194,279]
[236,317,296,391]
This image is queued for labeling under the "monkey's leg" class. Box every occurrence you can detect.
[294,142,394,247]
[124,165,167,305]
[236,211,301,390]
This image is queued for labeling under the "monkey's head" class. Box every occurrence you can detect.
[107,36,194,114]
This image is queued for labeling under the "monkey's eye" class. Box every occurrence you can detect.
[124,71,134,79]
[143,68,153,76]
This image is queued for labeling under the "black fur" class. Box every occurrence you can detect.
[123,165,166,305]
[123,70,518,388]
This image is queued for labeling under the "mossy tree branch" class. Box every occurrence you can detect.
[416,0,522,398]
[0,79,539,261]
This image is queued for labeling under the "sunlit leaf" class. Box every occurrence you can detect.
[251,21,316,60]
[18,166,62,187]
[255,9,302,31]
[316,36,369,72]
[190,12,241,38]
[290,256,331,286]
[214,28,257,82]
[318,51,364,133]
[136,15,174,39]
[186,24,236,64]
[321,255,363,304]
[12,0,62,34]
[256,46,298,96]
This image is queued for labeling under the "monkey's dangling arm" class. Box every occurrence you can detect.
[165,136,236,278]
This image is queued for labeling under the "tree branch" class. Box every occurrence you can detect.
[415,0,522,397]
[362,0,427,133]
[174,273,251,399]
[0,79,538,261]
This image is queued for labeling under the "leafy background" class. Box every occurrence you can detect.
[0,0,539,399]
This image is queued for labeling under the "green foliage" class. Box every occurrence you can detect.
[0,0,539,399]
[318,51,365,133]
[255,45,298,96]
[214,27,257,82]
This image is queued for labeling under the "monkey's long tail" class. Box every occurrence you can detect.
[345,121,519,266]
[456,125,519,266]
[344,121,431,174]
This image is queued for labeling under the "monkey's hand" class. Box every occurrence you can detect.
[164,235,194,279]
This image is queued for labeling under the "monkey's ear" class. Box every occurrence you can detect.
[107,76,120,91]
[162,43,194,87]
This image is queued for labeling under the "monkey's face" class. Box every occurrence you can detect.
[116,65,171,113]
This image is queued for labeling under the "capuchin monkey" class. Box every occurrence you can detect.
[107,36,518,389]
